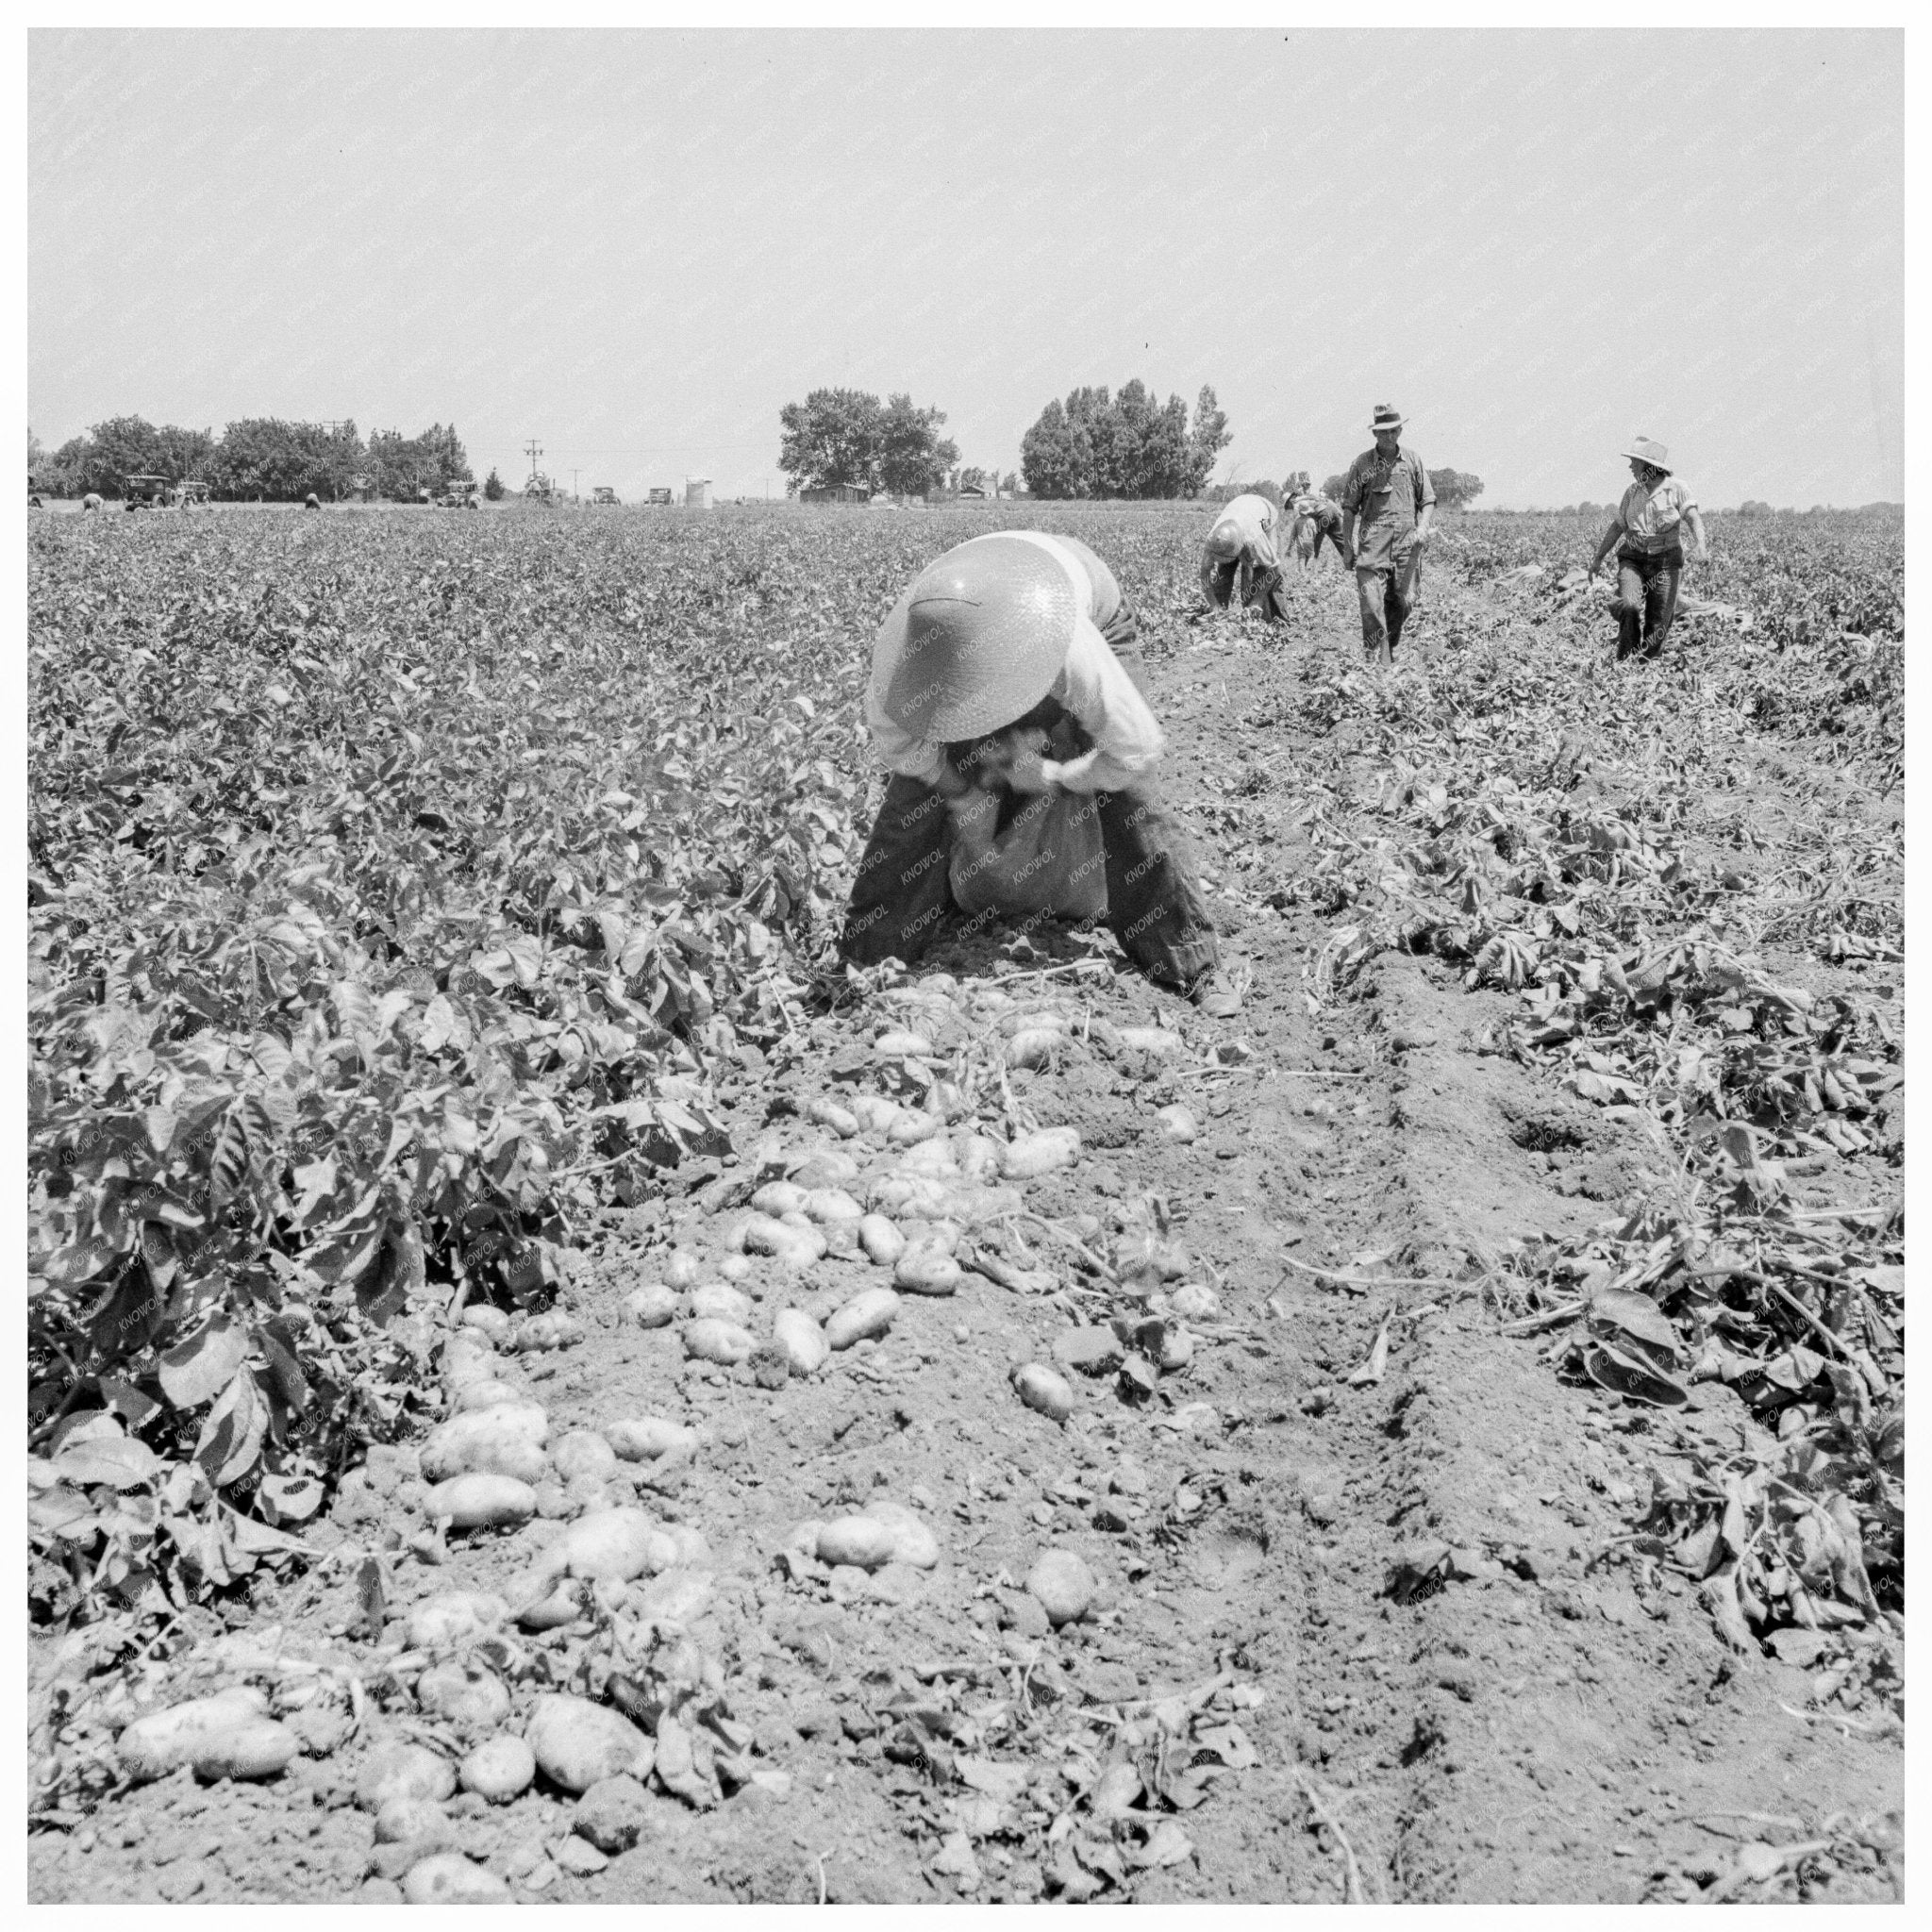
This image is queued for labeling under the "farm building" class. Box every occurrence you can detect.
[800,483,873,505]
[685,478,714,509]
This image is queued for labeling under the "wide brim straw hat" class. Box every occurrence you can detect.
[1370,404,1406,432]
[870,533,1079,743]
[1622,437,1672,474]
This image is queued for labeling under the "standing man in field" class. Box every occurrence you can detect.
[1341,405,1435,663]
[842,530,1242,1015]
[1199,490,1289,621]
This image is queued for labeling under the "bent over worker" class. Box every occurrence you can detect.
[1286,473,1350,572]
[1341,404,1435,662]
[1585,437,1709,661]
[841,531,1241,1015]
[1199,491,1288,620]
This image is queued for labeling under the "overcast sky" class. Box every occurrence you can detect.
[29,28,1903,507]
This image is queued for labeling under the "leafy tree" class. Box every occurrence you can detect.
[879,393,958,499]
[1427,467,1484,510]
[958,465,990,493]
[1320,473,1347,500]
[998,471,1018,496]
[30,416,215,497]
[1737,499,1773,518]
[777,388,886,493]
[208,419,363,502]
[28,427,43,475]
[1020,381,1233,500]
[367,424,468,502]
[483,468,506,501]
[1187,385,1231,494]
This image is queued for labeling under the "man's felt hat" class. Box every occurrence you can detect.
[1621,436,1673,474]
[869,533,1081,743]
[1370,404,1406,432]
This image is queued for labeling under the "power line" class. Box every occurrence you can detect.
[524,439,543,482]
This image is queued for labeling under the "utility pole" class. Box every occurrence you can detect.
[524,440,543,485]
[571,468,580,503]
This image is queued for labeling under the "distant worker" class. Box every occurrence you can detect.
[1285,471,1350,573]
[1585,438,1709,661]
[305,492,322,510]
[1341,404,1435,663]
[842,531,1241,1014]
[1199,491,1288,621]
[82,492,102,513]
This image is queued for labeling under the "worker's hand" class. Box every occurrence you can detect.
[974,724,1053,794]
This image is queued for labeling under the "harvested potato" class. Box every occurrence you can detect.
[857,1213,907,1267]
[459,1734,536,1803]
[873,1028,933,1058]
[622,1284,680,1329]
[661,1251,702,1289]
[604,1416,697,1465]
[802,1186,863,1224]
[815,1516,899,1570]
[849,1094,902,1134]
[525,1693,656,1794]
[419,1402,550,1484]
[551,1430,619,1485]
[458,1306,511,1342]
[896,1136,958,1177]
[750,1180,808,1218]
[1026,1549,1098,1625]
[887,1110,943,1147]
[894,1245,963,1296]
[824,1287,899,1350]
[689,1282,754,1324]
[957,1134,1005,1181]
[1013,1362,1075,1423]
[403,1854,510,1905]
[417,1660,512,1730]
[425,1473,538,1531]
[719,1255,752,1283]
[791,1146,861,1189]
[407,1591,508,1652]
[774,1308,829,1376]
[537,1507,676,1584]
[1007,1028,1062,1071]
[116,1688,281,1784]
[356,1739,458,1811]
[374,1793,455,1847]
[806,1095,859,1138]
[1168,1282,1221,1321]
[450,1377,527,1415]
[440,1336,499,1391]
[682,1317,757,1365]
[1001,1126,1082,1178]
[515,1578,591,1631]
[1155,1104,1199,1144]
[864,1499,941,1569]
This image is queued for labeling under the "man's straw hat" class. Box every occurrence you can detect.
[1622,437,1673,474]
[870,534,1078,743]
[1370,404,1406,433]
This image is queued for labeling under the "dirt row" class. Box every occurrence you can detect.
[28,563,1903,1904]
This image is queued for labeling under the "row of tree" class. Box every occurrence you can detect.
[774,383,1491,509]
[28,417,472,503]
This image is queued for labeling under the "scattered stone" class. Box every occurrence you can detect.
[1054,1327,1125,1375]
[1155,1105,1199,1144]
[552,1430,619,1484]
[375,1794,454,1846]
[554,1835,610,1876]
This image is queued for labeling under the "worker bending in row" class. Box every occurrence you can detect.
[1198,491,1289,621]
[841,531,1241,1015]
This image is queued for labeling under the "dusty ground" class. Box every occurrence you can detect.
[28,558,1904,1905]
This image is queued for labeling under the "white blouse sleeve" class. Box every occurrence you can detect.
[862,677,948,786]
[1041,616,1165,793]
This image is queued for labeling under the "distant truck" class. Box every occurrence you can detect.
[441,477,480,508]
[646,488,673,506]
[591,486,620,506]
